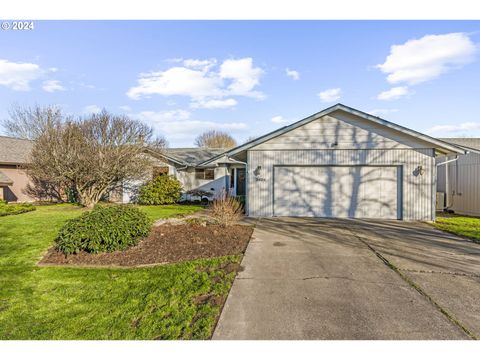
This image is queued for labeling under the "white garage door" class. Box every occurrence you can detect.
[273,166,400,219]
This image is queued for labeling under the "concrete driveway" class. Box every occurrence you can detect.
[213,218,480,340]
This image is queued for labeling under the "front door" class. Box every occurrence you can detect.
[236,168,246,196]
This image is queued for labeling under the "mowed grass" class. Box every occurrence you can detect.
[0,203,240,339]
[137,204,202,222]
[434,213,480,243]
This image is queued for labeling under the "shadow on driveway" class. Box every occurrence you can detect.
[213,217,479,340]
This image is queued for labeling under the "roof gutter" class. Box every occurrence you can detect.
[227,157,247,166]
[436,155,460,167]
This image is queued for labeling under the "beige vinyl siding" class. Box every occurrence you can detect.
[247,148,435,221]
[437,152,480,215]
[252,111,437,151]
[174,166,229,194]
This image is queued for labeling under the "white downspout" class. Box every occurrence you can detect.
[436,155,459,211]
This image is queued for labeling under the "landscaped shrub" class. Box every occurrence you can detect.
[209,191,243,227]
[0,201,36,217]
[54,205,151,255]
[138,175,182,205]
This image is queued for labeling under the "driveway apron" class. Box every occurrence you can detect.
[213,218,472,340]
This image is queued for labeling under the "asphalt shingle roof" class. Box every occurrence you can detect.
[163,148,227,166]
[439,138,480,151]
[0,136,34,164]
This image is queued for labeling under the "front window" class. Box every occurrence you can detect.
[195,168,215,180]
[153,166,169,178]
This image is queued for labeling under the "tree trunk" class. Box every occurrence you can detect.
[78,193,96,208]
[77,185,109,208]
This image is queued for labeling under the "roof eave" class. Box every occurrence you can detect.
[225,103,466,156]
[144,148,187,166]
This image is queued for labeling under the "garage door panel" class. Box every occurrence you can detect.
[274,166,399,219]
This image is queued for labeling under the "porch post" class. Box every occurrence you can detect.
[233,168,237,196]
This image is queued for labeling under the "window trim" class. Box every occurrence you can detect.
[152,166,169,178]
[195,168,215,180]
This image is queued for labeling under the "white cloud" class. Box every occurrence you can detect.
[271,115,289,124]
[42,80,66,93]
[318,88,341,102]
[376,86,411,101]
[182,58,217,71]
[0,59,43,91]
[369,108,399,116]
[219,58,264,99]
[285,68,300,80]
[427,122,480,136]
[136,109,191,122]
[127,66,223,100]
[83,105,102,114]
[377,33,477,85]
[191,98,238,109]
[119,105,132,112]
[131,109,247,146]
[127,57,264,105]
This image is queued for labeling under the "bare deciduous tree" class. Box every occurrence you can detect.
[194,130,237,149]
[28,110,155,208]
[2,104,63,140]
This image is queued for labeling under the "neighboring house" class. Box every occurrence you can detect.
[437,138,480,216]
[0,136,34,202]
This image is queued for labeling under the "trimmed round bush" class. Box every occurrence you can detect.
[55,205,151,255]
[139,175,182,205]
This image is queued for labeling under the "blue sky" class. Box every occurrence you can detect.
[1,20,479,146]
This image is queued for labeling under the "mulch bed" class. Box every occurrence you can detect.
[39,224,253,267]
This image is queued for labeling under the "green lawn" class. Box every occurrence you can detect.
[0,203,240,340]
[137,204,202,222]
[433,214,480,243]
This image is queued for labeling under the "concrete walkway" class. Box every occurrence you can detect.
[213,218,480,340]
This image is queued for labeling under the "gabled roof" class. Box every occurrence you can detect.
[439,138,480,154]
[0,170,13,186]
[147,147,227,166]
[0,136,34,164]
[212,104,466,160]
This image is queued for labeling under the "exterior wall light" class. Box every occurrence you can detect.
[414,165,425,176]
[253,166,265,181]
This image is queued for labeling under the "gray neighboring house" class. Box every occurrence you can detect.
[0,136,34,202]
[437,138,480,216]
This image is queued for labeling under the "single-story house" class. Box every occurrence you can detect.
[0,136,34,202]
[118,103,467,220]
[118,147,237,203]
[436,138,480,216]
[1,104,470,221]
